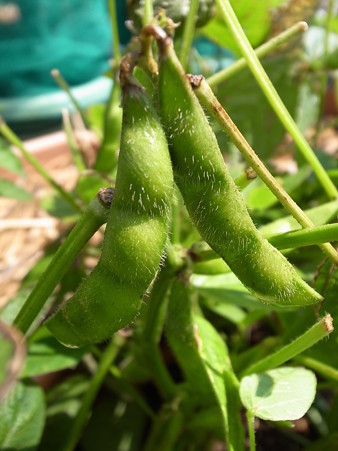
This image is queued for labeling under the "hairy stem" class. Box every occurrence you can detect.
[13,190,112,334]
[179,0,199,70]
[143,0,154,26]
[108,0,121,63]
[295,355,338,382]
[241,314,334,377]
[267,223,338,250]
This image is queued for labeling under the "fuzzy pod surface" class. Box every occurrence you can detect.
[157,37,322,307]
[46,80,174,347]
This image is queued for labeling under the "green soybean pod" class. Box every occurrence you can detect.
[46,70,174,347]
[155,31,322,307]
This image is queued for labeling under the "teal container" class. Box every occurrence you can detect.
[0,0,113,128]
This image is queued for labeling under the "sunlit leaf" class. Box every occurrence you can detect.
[240,367,316,421]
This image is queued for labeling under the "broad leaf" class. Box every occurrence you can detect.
[0,178,32,201]
[22,329,87,378]
[0,380,45,450]
[244,166,311,211]
[0,138,24,175]
[191,273,276,311]
[201,0,271,54]
[166,279,244,449]
[240,367,316,421]
[39,375,89,451]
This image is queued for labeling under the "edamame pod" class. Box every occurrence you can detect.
[46,69,173,347]
[156,32,322,307]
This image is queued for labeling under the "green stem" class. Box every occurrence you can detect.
[108,365,156,419]
[62,109,87,172]
[142,267,177,399]
[62,338,121,451]
[315,0,334,136]
[216,0,337,200]
[143,267,174,344]
[143,408,184,451]
[267,223,338,250]
[224,371,246,451]
[190,222,338,262]
[51,69,89,127]
[95,0,122,174]
[108,0,121,63]
[192,77,338,265]
[0,117,82,213]
[145,345,177,399]
[241,314,334,377]
[94,80,122,173]
[246,410,256,451]
[295,355,338,382]
[13,191,112,334]
[91,345,156,419]
[207,21,308,88]
[143,0,154,26]
[179,0,199,70]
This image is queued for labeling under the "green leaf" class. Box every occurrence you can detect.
[0,138,24,175]
[214,55,299,160]
[0,178,32,201]
[0,290,31,325]
[240,367,317,421]
[40,375,89,451]
[200,296,247,325]
[22,328,87,378]
[0,380,45,450]
[166,279,244,449]
[166,280,219,401]
[86,104,105,138]
[191,273,275,311]
[41,194,78,219]
[295,81,321,132]
[244,166,311,211]
[259,200,338,236]
[201,0,271,54]
[194,316,244,449]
